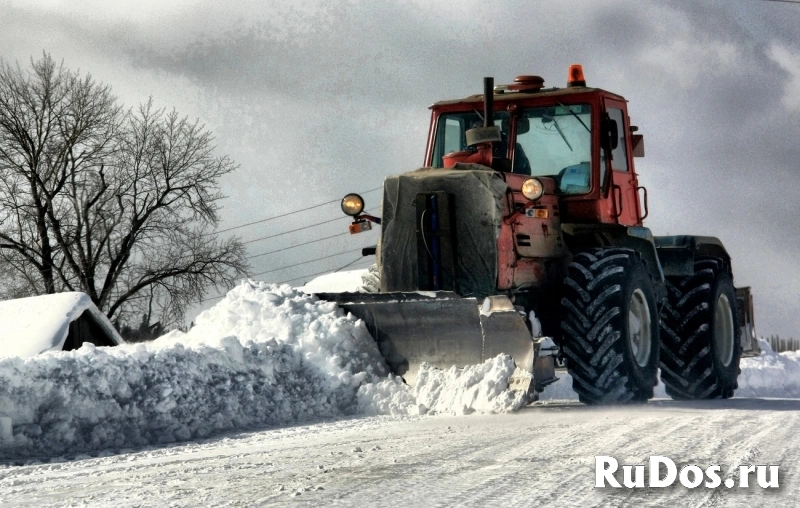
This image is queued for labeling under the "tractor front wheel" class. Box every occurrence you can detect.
[560,248,660,404]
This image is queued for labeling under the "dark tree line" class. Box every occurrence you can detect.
[0,54,248,333]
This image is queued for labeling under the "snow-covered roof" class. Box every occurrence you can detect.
[0,292,124,358]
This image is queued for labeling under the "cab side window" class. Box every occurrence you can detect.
[443,117,462,155]
[608,108,629,172]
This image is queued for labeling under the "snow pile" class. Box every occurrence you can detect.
[5,272,795,458]
[0,281,388,458]
[356,375,423,415]
[299,268,369,294]
[358,355,527,416]
[358,264,381,293]
[736,340,800,397]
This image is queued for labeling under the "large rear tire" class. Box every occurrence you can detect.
[659,258,742,399]
[560,248,660,404]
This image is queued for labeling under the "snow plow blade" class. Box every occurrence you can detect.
[316,292,552,395]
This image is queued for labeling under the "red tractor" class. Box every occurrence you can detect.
[323,66,759,404]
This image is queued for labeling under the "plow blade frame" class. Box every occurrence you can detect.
[317,292,536,390]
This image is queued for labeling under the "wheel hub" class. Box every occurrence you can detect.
[628,288,652,367]
[714,294,735,367]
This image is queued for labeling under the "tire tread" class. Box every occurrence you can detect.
[659,257,741,399]
[561,248,658,404]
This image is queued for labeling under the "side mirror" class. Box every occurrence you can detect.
[601,115,619,154]
[516,117,530,135]
[500,115,529,133]
[631,134,645,157]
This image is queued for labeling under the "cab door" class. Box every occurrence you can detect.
[604,99,642,226]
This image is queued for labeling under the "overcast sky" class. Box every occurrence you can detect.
[2,0,799,337]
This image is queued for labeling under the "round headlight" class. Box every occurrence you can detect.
[521,178,544,201]
[341,193,365,216]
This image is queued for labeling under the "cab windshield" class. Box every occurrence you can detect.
[516,104,592,195]
[430,104,593,195]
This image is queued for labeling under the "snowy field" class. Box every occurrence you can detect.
[1,278,799,505]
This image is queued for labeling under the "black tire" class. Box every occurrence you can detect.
[659,258,742,399]
[560,248,660,404]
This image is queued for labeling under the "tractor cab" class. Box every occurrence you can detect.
[425,66,647,227]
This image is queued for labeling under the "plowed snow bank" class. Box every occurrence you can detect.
[0,281,525,459]
[0,282,388,458]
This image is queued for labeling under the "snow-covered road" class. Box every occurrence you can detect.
[3,398,798,507]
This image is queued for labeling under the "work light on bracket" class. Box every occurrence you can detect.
[341,193,365,216]
[341,193,381,235]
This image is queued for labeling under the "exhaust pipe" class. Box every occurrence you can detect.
[484,77,493,127]
[463,77,501,150]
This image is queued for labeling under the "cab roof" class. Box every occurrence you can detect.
[430,86,625,109]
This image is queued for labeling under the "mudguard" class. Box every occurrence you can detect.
[737,287,761,357]
[654,235,732,276]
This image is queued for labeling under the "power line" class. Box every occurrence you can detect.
[196,189,381,302]
[241,208,377,246]
[243,215,349,245]
[335,255,369,273]
[212,186,381,236]
[201,253,374,302]
[245,231,354,260]
[276,256,373,285]
[250,247,365,277]
[757,0,800,4]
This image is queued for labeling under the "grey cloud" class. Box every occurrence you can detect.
[2,0,799,336]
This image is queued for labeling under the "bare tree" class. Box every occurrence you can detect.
[0,54,248,328]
